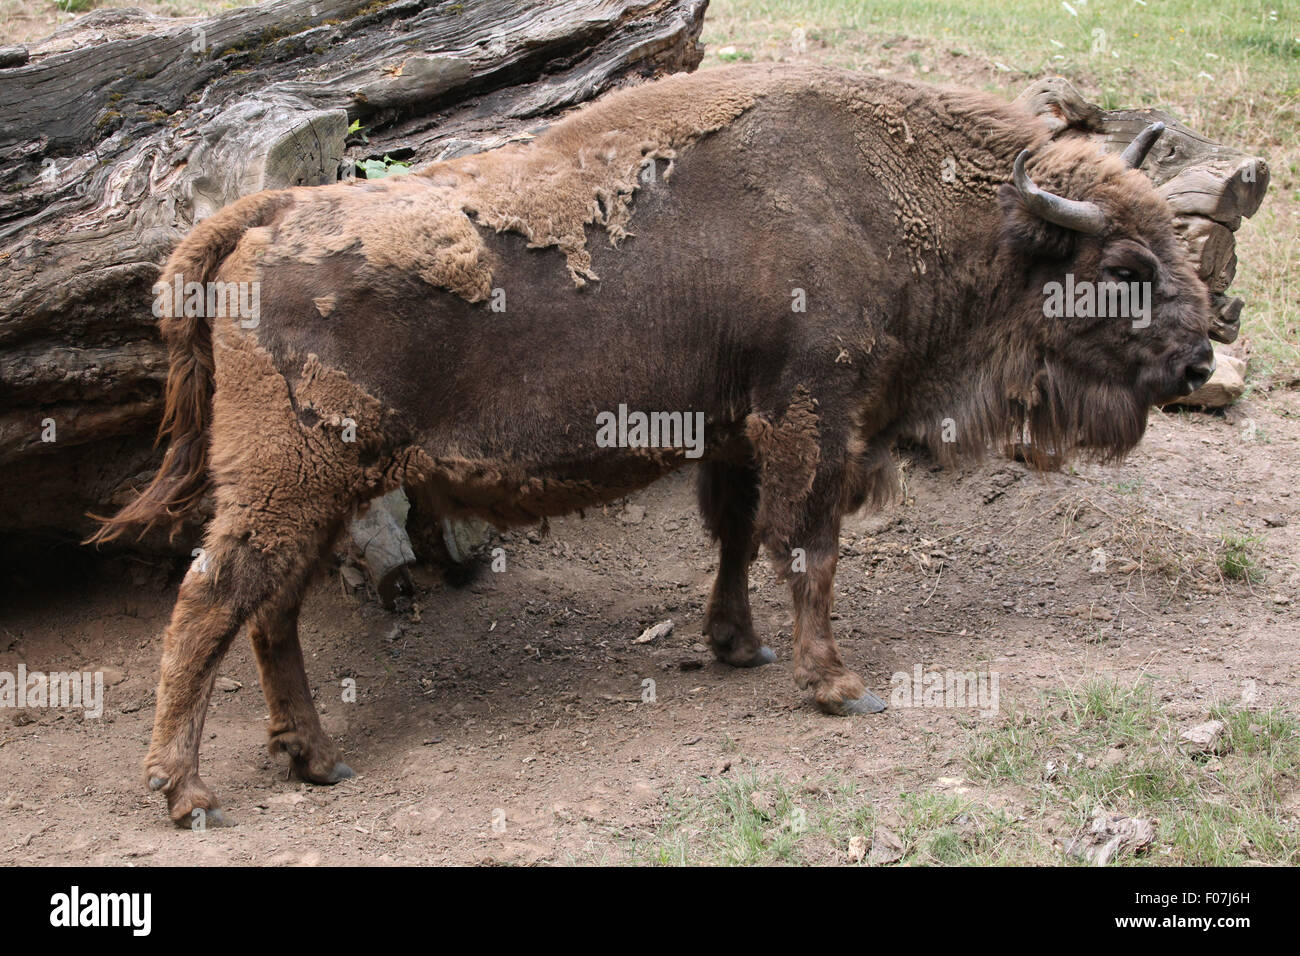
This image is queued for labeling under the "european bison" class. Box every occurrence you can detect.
[93,64,1213,826]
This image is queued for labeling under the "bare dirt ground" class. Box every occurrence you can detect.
[2,385,1297,865]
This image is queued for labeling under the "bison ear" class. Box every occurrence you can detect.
[997,183,1076,260]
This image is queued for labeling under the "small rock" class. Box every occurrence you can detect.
[1065,808,1155,865]
[847,834,868,863]
[1180,719,1227,755]
[634,619,673,644]
[748,790,775,819]
[263,792,306,808]
[620,504,645,525]
[878,807,905,830]
[215,677,242,693]
[869,826,905,865]
[1264,515,1288,528]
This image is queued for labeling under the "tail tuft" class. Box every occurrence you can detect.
[87,192,286,546]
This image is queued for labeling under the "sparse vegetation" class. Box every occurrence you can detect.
[1032,480,1261,595]
[624,770,872,865]
[1218,531,1265,582]
[968,679,1300,865]
[612,680,1299,865]
[357,154,412,179]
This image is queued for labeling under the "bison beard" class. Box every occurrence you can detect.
[89,64,1212,826]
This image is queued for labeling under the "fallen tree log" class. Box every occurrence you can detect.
[0,0,708,547]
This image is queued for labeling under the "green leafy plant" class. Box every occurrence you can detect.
[357,155,411,179]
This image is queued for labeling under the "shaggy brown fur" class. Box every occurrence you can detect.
[92,64,1212,825]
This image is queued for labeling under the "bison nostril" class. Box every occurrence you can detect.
[1184,358,1215,393]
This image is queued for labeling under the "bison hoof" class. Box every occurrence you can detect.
[841,690,889,715]
[324,761,356,783]
[731,645,777,668]
[155,774,228,830]
[294,758,355,785]
[173,806,231,831]
[270,731,354,784]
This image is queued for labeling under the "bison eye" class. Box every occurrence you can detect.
[1108,266,1140,283]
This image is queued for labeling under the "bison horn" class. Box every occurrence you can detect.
[1119,121,1166,169]
[1013,150,1107,236]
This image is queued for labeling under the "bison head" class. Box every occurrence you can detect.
[993,122,1214,463]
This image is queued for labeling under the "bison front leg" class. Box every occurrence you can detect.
[697,461,776,668]
[785,522,887,717]
[248,593,354,786]
[746,389,887,716]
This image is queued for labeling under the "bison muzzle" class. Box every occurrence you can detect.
[90,65,1213,826]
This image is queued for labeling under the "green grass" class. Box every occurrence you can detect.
[607,679,1299,865]
[624,770,875,865]
[619,767,1040,865]
[1218,531,1265,581]
[703,0,1300,380]
[967,678,1300,864]
[356,154,412,179]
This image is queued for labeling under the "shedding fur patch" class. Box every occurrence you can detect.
[800,73,1050,276]
[254,65,1054,301]
[745,385,822,550]
[255,70,777,300]
[426,69,769,288]
[262,179,497,302]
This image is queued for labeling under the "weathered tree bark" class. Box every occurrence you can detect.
[0,0,708,547]
[1014,77,1269,347]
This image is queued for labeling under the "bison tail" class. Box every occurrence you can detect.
[86,192,286,546]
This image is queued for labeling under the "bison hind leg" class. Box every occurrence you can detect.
[250,587,354,787]
[144,533,304,828]
[697,461,776,668]
[145,509,350,828]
